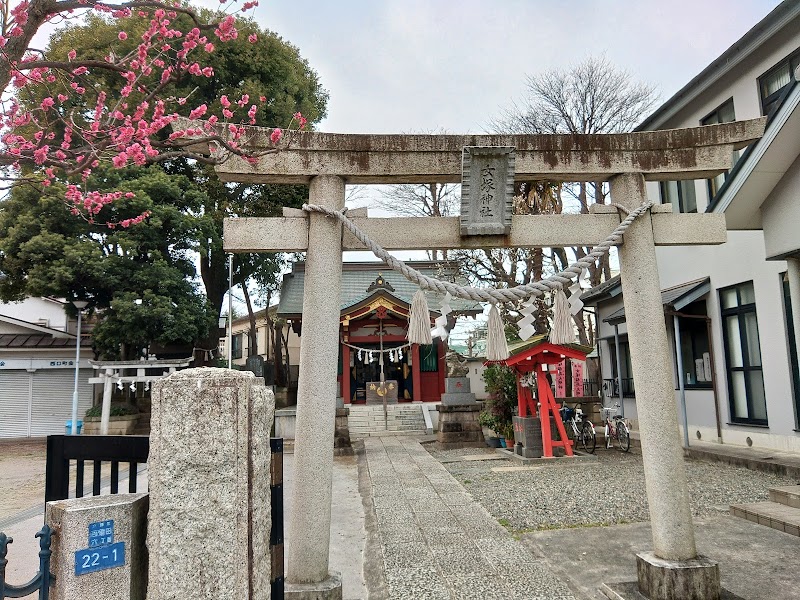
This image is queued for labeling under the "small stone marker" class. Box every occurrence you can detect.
[460,146,514,236]
[148,368,274,600]
[46,493,148,600]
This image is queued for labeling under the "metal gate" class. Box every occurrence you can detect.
[0,369,92,438]
[0,370,32,438]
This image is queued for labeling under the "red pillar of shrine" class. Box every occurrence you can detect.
[411,344,421,402]
[342,343,351,404]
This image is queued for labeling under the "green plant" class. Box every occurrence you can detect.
[481,364,518,439]
[85,404,139,418]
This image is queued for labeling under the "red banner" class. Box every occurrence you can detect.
[555,360,566,398]
[572,360,584,397]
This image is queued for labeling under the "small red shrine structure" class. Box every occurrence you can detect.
[498,338,590,457]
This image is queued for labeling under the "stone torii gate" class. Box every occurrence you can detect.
[214,118,764,599]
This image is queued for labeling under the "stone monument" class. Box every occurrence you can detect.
[148,368,274,600]
[436,350,484,448]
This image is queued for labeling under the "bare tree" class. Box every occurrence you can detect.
[373,182,459,260]
[466,56,659,343]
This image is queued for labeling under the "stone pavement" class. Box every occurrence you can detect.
[363,435,574,600]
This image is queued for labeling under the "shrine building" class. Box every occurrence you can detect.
[277,261,481,403]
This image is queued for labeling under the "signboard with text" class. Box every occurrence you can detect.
[460,146,515,236]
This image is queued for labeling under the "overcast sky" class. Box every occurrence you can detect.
[252,0,784,134]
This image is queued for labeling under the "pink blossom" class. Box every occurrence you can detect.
[189,104,208,119]
[248,34,258,44]
[40,97,55,111]
[270,128,282,144]
[68,49,77,60]
[118,31,128,40]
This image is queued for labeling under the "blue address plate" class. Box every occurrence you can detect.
[75,541,125,576]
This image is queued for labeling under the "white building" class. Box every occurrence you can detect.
[585,0,800,452]
[0,297,93,438]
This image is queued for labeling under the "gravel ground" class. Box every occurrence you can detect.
[0,440,47,521]
[426,445,799,535]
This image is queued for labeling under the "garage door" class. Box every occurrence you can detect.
[0,370,32,438]
[30,369,93,437]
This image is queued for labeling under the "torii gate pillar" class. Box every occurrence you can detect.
[285,175,345,596]
[613,174,720,597]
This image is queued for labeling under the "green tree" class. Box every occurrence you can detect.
[0,167,213,359]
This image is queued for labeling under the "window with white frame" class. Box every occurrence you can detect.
[759,49,799,116]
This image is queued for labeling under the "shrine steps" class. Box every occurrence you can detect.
[730,485,800,537]
[347,404,428,437]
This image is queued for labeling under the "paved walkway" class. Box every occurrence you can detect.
[363,436,574,600]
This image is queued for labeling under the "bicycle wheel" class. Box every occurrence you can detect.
[616,420,631,452]
[580,420,596,454]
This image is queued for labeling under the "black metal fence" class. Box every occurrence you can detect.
[41,434,285,599]
[44,435,150,505]
[0,525,54,600]
[270,438,284,599]
[602,377,636,398]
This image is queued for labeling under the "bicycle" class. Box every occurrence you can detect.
[558,404,596,454]
[600,403,631,452]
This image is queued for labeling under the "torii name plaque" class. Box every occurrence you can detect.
[460,146,514,236]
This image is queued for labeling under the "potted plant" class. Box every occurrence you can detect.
[83,404,139,435]
[480,364,518,449]
[478,411,502,447]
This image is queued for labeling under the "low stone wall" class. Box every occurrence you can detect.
[82,415,139,435]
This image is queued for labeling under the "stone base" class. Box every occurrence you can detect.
[286,572,343,600]
[440,392,478,406]
[334,408,352,455]
[601,582,742,600]
[436,404,484,447]
[495,447,597,465]
[635,552,721,600]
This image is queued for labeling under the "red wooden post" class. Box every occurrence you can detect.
[535,364,574,457]
[342,342,351,404]
[411,344,421,402]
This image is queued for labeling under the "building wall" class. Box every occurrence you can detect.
[626,18,800,451]
[465,358,488,400]
[0,297,72,332]
[761,152,800,259]
[220,315,300,375]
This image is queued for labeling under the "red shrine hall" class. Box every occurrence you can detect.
[277,261,481,404]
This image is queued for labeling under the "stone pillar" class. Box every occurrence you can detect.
[286,175,345,596]
[46,493,148,600]
[787,258,800,375]
[611,174,699,562]
[148,368,274,600]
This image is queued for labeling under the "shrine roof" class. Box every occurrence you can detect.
[0,333,91,348]
[486,335,592,367]
[509,336,592,359]
[278,261,482,319]
[602,277,710,324]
